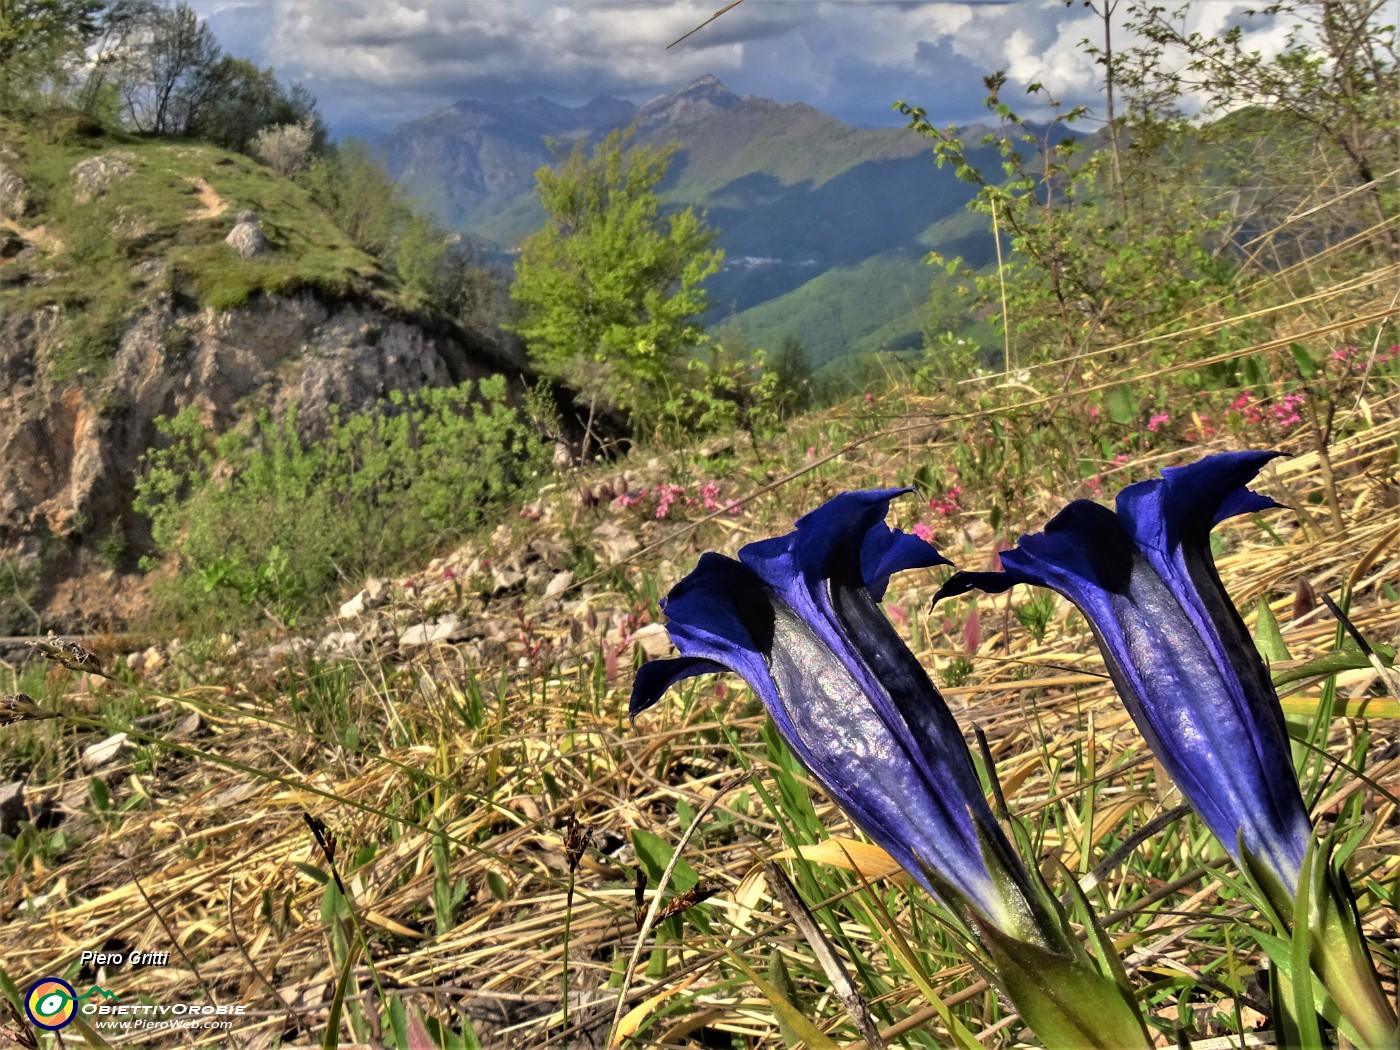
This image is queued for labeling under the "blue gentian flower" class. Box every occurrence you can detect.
[936,450,1311,891]
[631,489,1148,1047]
[631,488,1042,935]
[936,450,1398,1047]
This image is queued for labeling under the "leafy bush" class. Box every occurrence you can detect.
[508,128,722,430]
[134,376,551,628]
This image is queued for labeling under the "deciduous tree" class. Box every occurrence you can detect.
[508,128,722,427]
[0,0,104,112]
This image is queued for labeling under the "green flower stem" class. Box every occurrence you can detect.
[1312,873,1399,1050]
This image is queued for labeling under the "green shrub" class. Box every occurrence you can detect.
[134,375,550,628]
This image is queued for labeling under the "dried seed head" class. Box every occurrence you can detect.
[29,633,104,676]
[563,812,595,874]
[654,884,719,924]
[4,996,40,1049]
[633,868,648,931]
[0,693,60,726]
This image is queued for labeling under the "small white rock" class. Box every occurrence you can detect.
[631,623,673,659]
[544,570,574,599]
[83,733,132,770]
[320,630,359,654]
[400,615,462,648]
[339,592,368,618]
[593,521,640,563]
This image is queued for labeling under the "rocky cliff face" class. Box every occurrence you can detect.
[0,290,523,631]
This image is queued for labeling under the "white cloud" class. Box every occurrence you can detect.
[195,0,1296,134]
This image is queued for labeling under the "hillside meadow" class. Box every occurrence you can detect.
[1,171,1397,1046]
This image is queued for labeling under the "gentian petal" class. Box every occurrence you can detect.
[631,489,1038,938]
[628,553,775,722]
[938,451,1310,888]
[631,657,730,718]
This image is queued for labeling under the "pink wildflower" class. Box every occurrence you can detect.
[1270,393,1306,428]
[929,486,961,516]
[912,522,935,542]
[654,483,686,519]
[1147,412,1169,433]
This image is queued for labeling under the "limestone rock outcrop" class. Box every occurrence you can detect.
[70,152,134,203]
[0,291,522,629]
[0,161,27,219]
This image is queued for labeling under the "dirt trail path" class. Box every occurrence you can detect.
[1,217,62,253]
[187,176,228,220]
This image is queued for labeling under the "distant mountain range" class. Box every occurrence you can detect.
[382,75,1021,368]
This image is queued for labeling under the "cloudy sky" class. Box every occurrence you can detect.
[194,0,1288,137]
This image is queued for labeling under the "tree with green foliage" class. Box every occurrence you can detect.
[770,333,814,414]
[508,128,722,428]
[1123,0,1397,258]
[186,57,323,153]
[112,0,221,135]
[901,68,1236,369]
[0,0,103,112]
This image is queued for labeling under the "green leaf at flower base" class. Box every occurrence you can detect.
[1312,859,1400,1049]
[974,919,1150,1050]
[1253,598,1292,664]
[918,827,1150,1050]
[1288,838,1326,1050]
[1237,835,1400,1050]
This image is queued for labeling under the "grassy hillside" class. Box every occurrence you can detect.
[0,118,414,379]
[729,250,934,367]
[1,273,1395,1047]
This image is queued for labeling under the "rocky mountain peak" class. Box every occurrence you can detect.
[635,74,741,133]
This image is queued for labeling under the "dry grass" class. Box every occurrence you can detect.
[2,189,1399,1047]
[1,375,1397,1048]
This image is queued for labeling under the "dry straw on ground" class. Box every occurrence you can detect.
[1,385,1396,1048]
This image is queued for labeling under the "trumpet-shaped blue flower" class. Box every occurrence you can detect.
[632,490,1044,938]
[937,450,1398,1047]
[631,489,1148,1047]
[937,450,1311,890]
